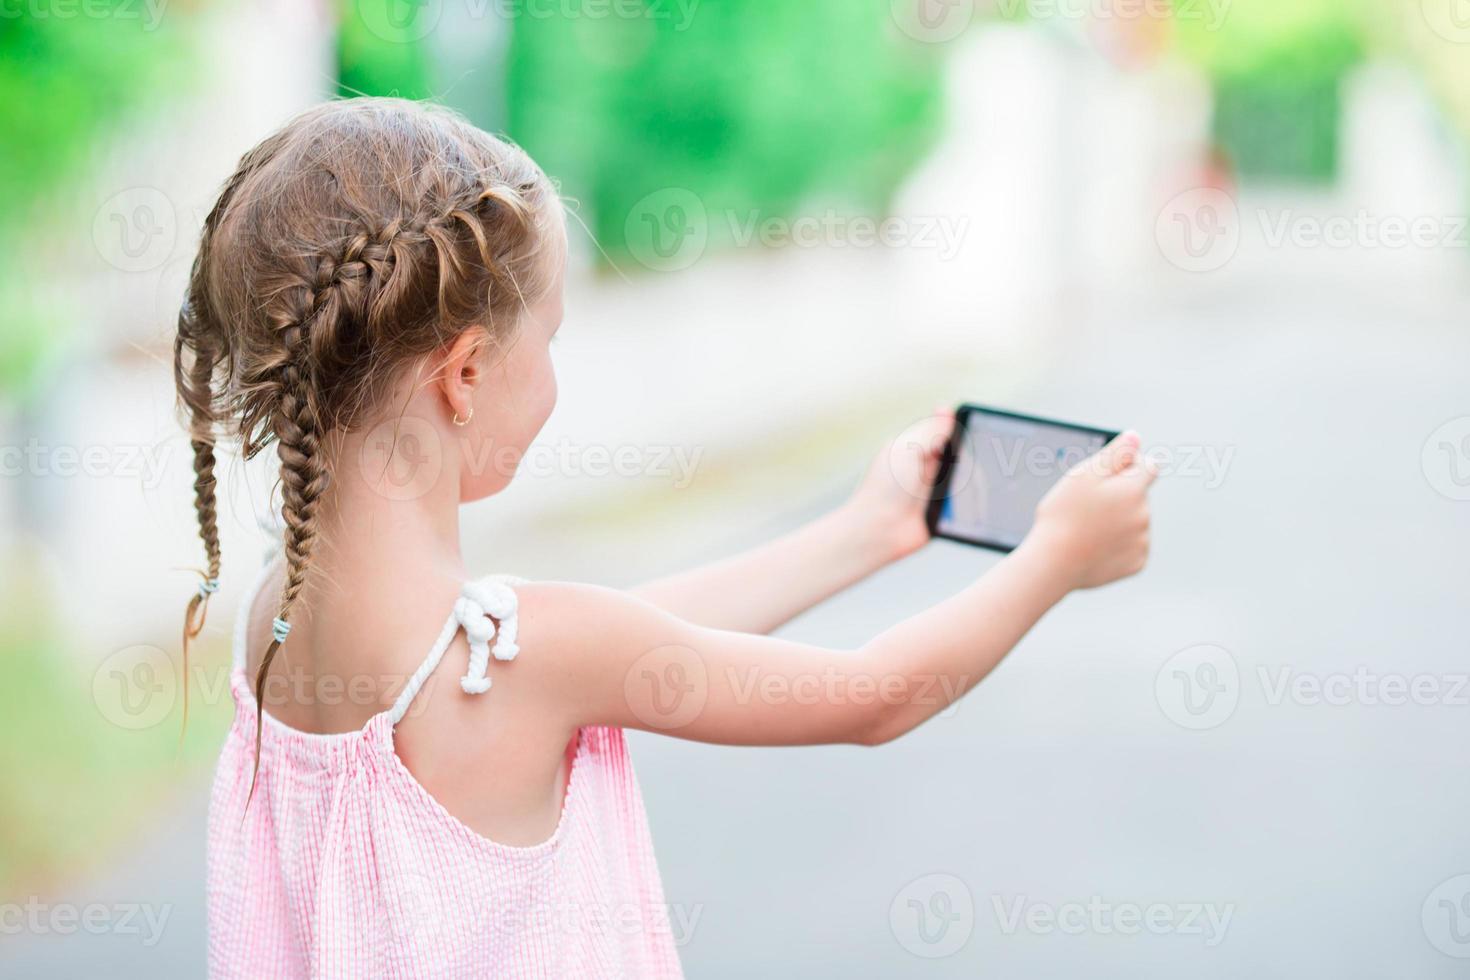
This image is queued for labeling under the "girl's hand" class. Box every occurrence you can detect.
[1025,431,1157,590]
[843,409,956,563]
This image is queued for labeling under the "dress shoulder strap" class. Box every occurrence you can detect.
[387,574,525,726]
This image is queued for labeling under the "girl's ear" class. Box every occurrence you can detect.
[437,328,486,424]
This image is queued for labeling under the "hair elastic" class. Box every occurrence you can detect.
[271,618,292,644]
[198,577,220,599]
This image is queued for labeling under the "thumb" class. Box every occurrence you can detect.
[1094,431,1141,476]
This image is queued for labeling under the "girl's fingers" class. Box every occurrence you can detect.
[1098,431,1142,475]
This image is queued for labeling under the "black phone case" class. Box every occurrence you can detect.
[925,403,1120,553]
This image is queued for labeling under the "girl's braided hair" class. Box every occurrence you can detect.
[173,97,559,780]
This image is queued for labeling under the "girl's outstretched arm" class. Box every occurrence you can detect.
[515,433,1156,747]
[631,412,953,634]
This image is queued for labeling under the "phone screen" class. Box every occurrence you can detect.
[932,408,1114,552]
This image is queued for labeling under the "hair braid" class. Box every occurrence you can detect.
[247,290,334,799]
[173,129,296,740]
[174,304,223,741]
[174,98,560,805]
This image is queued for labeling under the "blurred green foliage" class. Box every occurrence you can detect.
[506,0,945,262]
[0,4,188,393]
[337,1,434,101]
[341,0,945,266]
[1173,0,1363,180]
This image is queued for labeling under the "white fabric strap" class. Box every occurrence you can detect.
[388,576,522,725]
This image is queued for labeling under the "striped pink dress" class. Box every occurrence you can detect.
[206,563,684,978]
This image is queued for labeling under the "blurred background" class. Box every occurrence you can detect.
[3,0,1469,976]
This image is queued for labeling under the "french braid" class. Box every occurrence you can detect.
[170,98,558,795]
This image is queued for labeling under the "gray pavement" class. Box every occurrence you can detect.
[5,251,1469,978]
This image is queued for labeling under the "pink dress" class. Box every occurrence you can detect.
[206,562,685,978]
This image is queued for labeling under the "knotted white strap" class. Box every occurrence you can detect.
[454,579,520,694]
[387,575,524,725]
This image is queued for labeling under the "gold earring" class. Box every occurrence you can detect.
[453,407,474,427]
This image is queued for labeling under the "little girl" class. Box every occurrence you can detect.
[178,98,1153,979]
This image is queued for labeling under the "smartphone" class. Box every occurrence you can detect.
[926,404,1120,553]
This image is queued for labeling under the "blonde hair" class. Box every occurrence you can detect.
[173,97,559,775]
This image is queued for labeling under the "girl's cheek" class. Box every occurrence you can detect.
[536,350,558,423]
